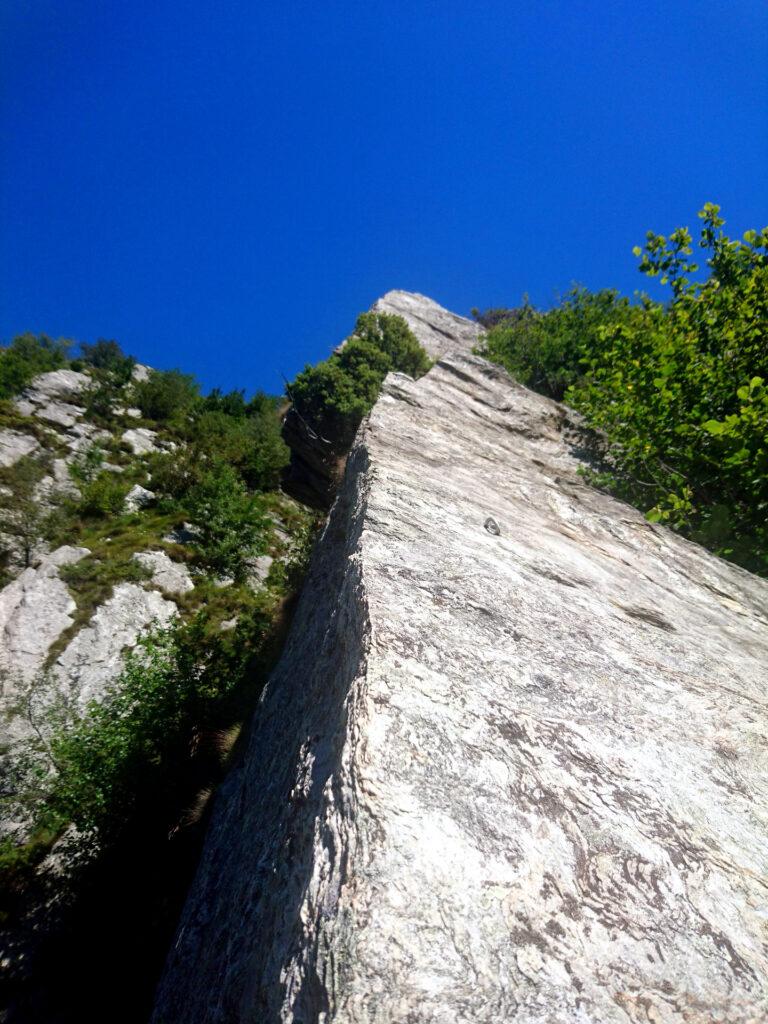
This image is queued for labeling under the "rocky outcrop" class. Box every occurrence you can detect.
[0,546,90,685]
[155,351,768,1023]
[372,288,484,359]
[0,430,39,468]
[122,426,160,455]
[281,291,483,508]
[133,550,194,594]
[54,582,177,709]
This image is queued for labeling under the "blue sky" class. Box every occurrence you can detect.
[1,1,766,395]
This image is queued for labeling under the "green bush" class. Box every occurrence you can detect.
[5,615,268,846]
[0,334,70,399]
[186,462,270,580]
[481,290,646,401]
[78,472,129,517]
[481,204,768,575]
[133,369,199,422]
[289,312,431,443]
[79,339,135,385]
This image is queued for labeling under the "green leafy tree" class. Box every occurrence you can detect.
[186,462,270,579]
[482,204,768,574]
[79,339,135,384]
[132,368,200,422]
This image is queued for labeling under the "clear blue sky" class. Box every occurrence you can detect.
[1,1,766,395]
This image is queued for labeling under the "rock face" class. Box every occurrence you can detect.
[133,550,194,594]
[0,429,39,468]
[282,291,483,508]
[154,350,768,1022]
[372,288,484,359]
[0,546,90,684]
[54,582,177,709]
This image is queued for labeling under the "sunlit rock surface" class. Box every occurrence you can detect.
[372,288,483,359]
[155,352,768,1023]
[281,291,483,507]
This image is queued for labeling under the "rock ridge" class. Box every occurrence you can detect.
[154,350,768,1022]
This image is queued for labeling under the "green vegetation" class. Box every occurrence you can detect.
[289,311,431,444]
[133,368,200,421]
[0,334,70,400]
[479,204,768,574]
[0,455,66,570]
[185,463,270,580]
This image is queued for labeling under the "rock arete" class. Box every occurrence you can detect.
[154,345,768,1022]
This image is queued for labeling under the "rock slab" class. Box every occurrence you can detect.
[154,353,768,1023]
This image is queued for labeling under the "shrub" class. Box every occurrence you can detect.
[79,339,135,384]
[289,312,431,443]
[0,455,66,567]
[481,290,644,401]
[78,472,128,517]
[481,204,768,575]
[0,334,70,399]
[133,369,199,422]
[186,463,270,580]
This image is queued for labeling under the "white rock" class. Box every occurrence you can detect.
[124,483,156,512]
[55,583,177,709]
[35,401,85,428]
[126,406,142,418]
[371,289,484,360]
[155,351,768,1022]
[131,363,151,383]
[13,399,36,417]
[133,551,194,594]
[246,554,273,585]
[21,368,90,403]
[65,421,111,454]
[0,430,39,468]
[122,427,159,455]
[0,546,89,685]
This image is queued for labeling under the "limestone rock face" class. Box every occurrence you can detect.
[154,351,768,1023]
[54,582,177,709]
[282,291,483,508]
[0,429,39,468]
[372,288,484,359]
[133,550,194,594]
[122,426,160,455]
[0,546,89,684]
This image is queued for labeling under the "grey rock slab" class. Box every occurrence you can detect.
[132,363,151,383]
[122,426,159,455]
[155,351,768,1023]
[371,288,484,360]
[245,553,273,586]
[35,401,85,429]
[0,546,89,685]
[0,430,39,468]
[124,483,156,512]
[20,369,90,404]
[55,582,177,709]
[133,551,194,593]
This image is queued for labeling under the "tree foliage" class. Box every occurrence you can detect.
[480,204,768,574]
[289,312,431,443]
[0,334,70,400]
[132,369,200,422]
[185,462,270,580]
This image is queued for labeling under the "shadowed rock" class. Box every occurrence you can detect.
[154,349,768,1023]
